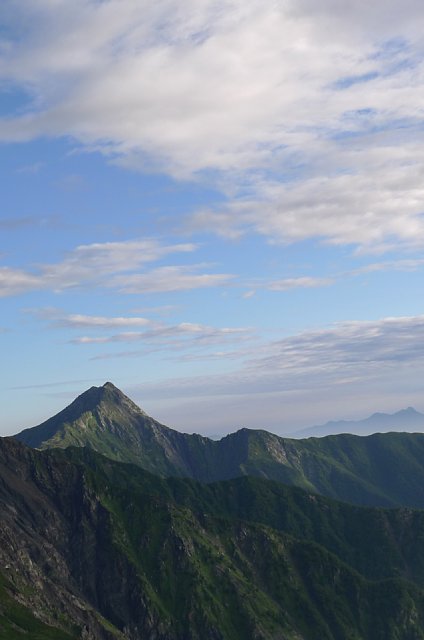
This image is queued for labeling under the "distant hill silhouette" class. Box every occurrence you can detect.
[295,407,424,437]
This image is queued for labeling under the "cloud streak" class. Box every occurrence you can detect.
[32,309,152,329]
[30,308,253,359]
[133,315,424,399]
[120,313,424,432]
[0,238,233,297]
[71,321,252,348]
[112,265,234,293]
[267,277,335,291]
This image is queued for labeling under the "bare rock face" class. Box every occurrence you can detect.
[0,438,166,639]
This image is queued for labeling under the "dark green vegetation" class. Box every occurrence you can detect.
[0,573,76,640]
[15,382,424,507]
[3,437,424,639]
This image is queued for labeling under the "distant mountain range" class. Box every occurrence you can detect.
[13,382,424,508]
[295,406,424,437]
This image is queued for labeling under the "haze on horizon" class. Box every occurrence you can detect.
[2,0,424,436]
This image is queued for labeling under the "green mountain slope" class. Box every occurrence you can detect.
[0,573,76,640]
[3,439,424,638]
[65,445,424,589]
[14,382,424,508]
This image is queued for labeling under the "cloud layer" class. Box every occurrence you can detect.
[129,314,424,432]
[2,0,424,249]
[134,315,424,397]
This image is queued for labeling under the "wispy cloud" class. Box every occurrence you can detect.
[16,161,44,175]
[130,315,424,398]
[0,266,40,297]
[31,308,152,329]
[128,314,424,431]
[0,238,233,296]
[246,316,424,377]
[249,257,424,294]
[30,307,253,359]
[71,322,252,347]
[267,277,335,291]
[112,265,234,293]
[8,378,94,391]
[349,258,424,275]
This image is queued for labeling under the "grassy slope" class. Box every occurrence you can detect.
[50,446,424,639]
[62,446,424,588]
[0,573,76,640]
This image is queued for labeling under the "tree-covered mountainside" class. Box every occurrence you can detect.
[3,437,424,639]
[14,382,424,507]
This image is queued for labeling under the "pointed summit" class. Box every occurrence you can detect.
[13,382,221,478]
[14,382,152,458]
[12,386,424,505]
[101,381,127,398]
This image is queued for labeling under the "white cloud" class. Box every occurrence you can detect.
[40,239,195,287]
[242,257,424,294]
[32,308,152,329]
[0,267,40,297]
[190,151,424,249]
[349,258,424,275]
[70,320,252,352]
[2,1,424,249]
[29,306,253,356]
[63,314,151,328]
[0,238,232,296]
[112,265,234,293]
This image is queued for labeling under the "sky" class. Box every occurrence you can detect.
[1,0,424,437]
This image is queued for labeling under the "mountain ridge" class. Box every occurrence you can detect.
[13,382,424,508]
[3,437,424,639]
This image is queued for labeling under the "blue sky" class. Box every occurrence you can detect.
[1,0,424,436]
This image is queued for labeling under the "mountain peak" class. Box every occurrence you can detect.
[13,382,150,452]
[402,406,419,414]
[73,381,143,412]
[102,381,120,391]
